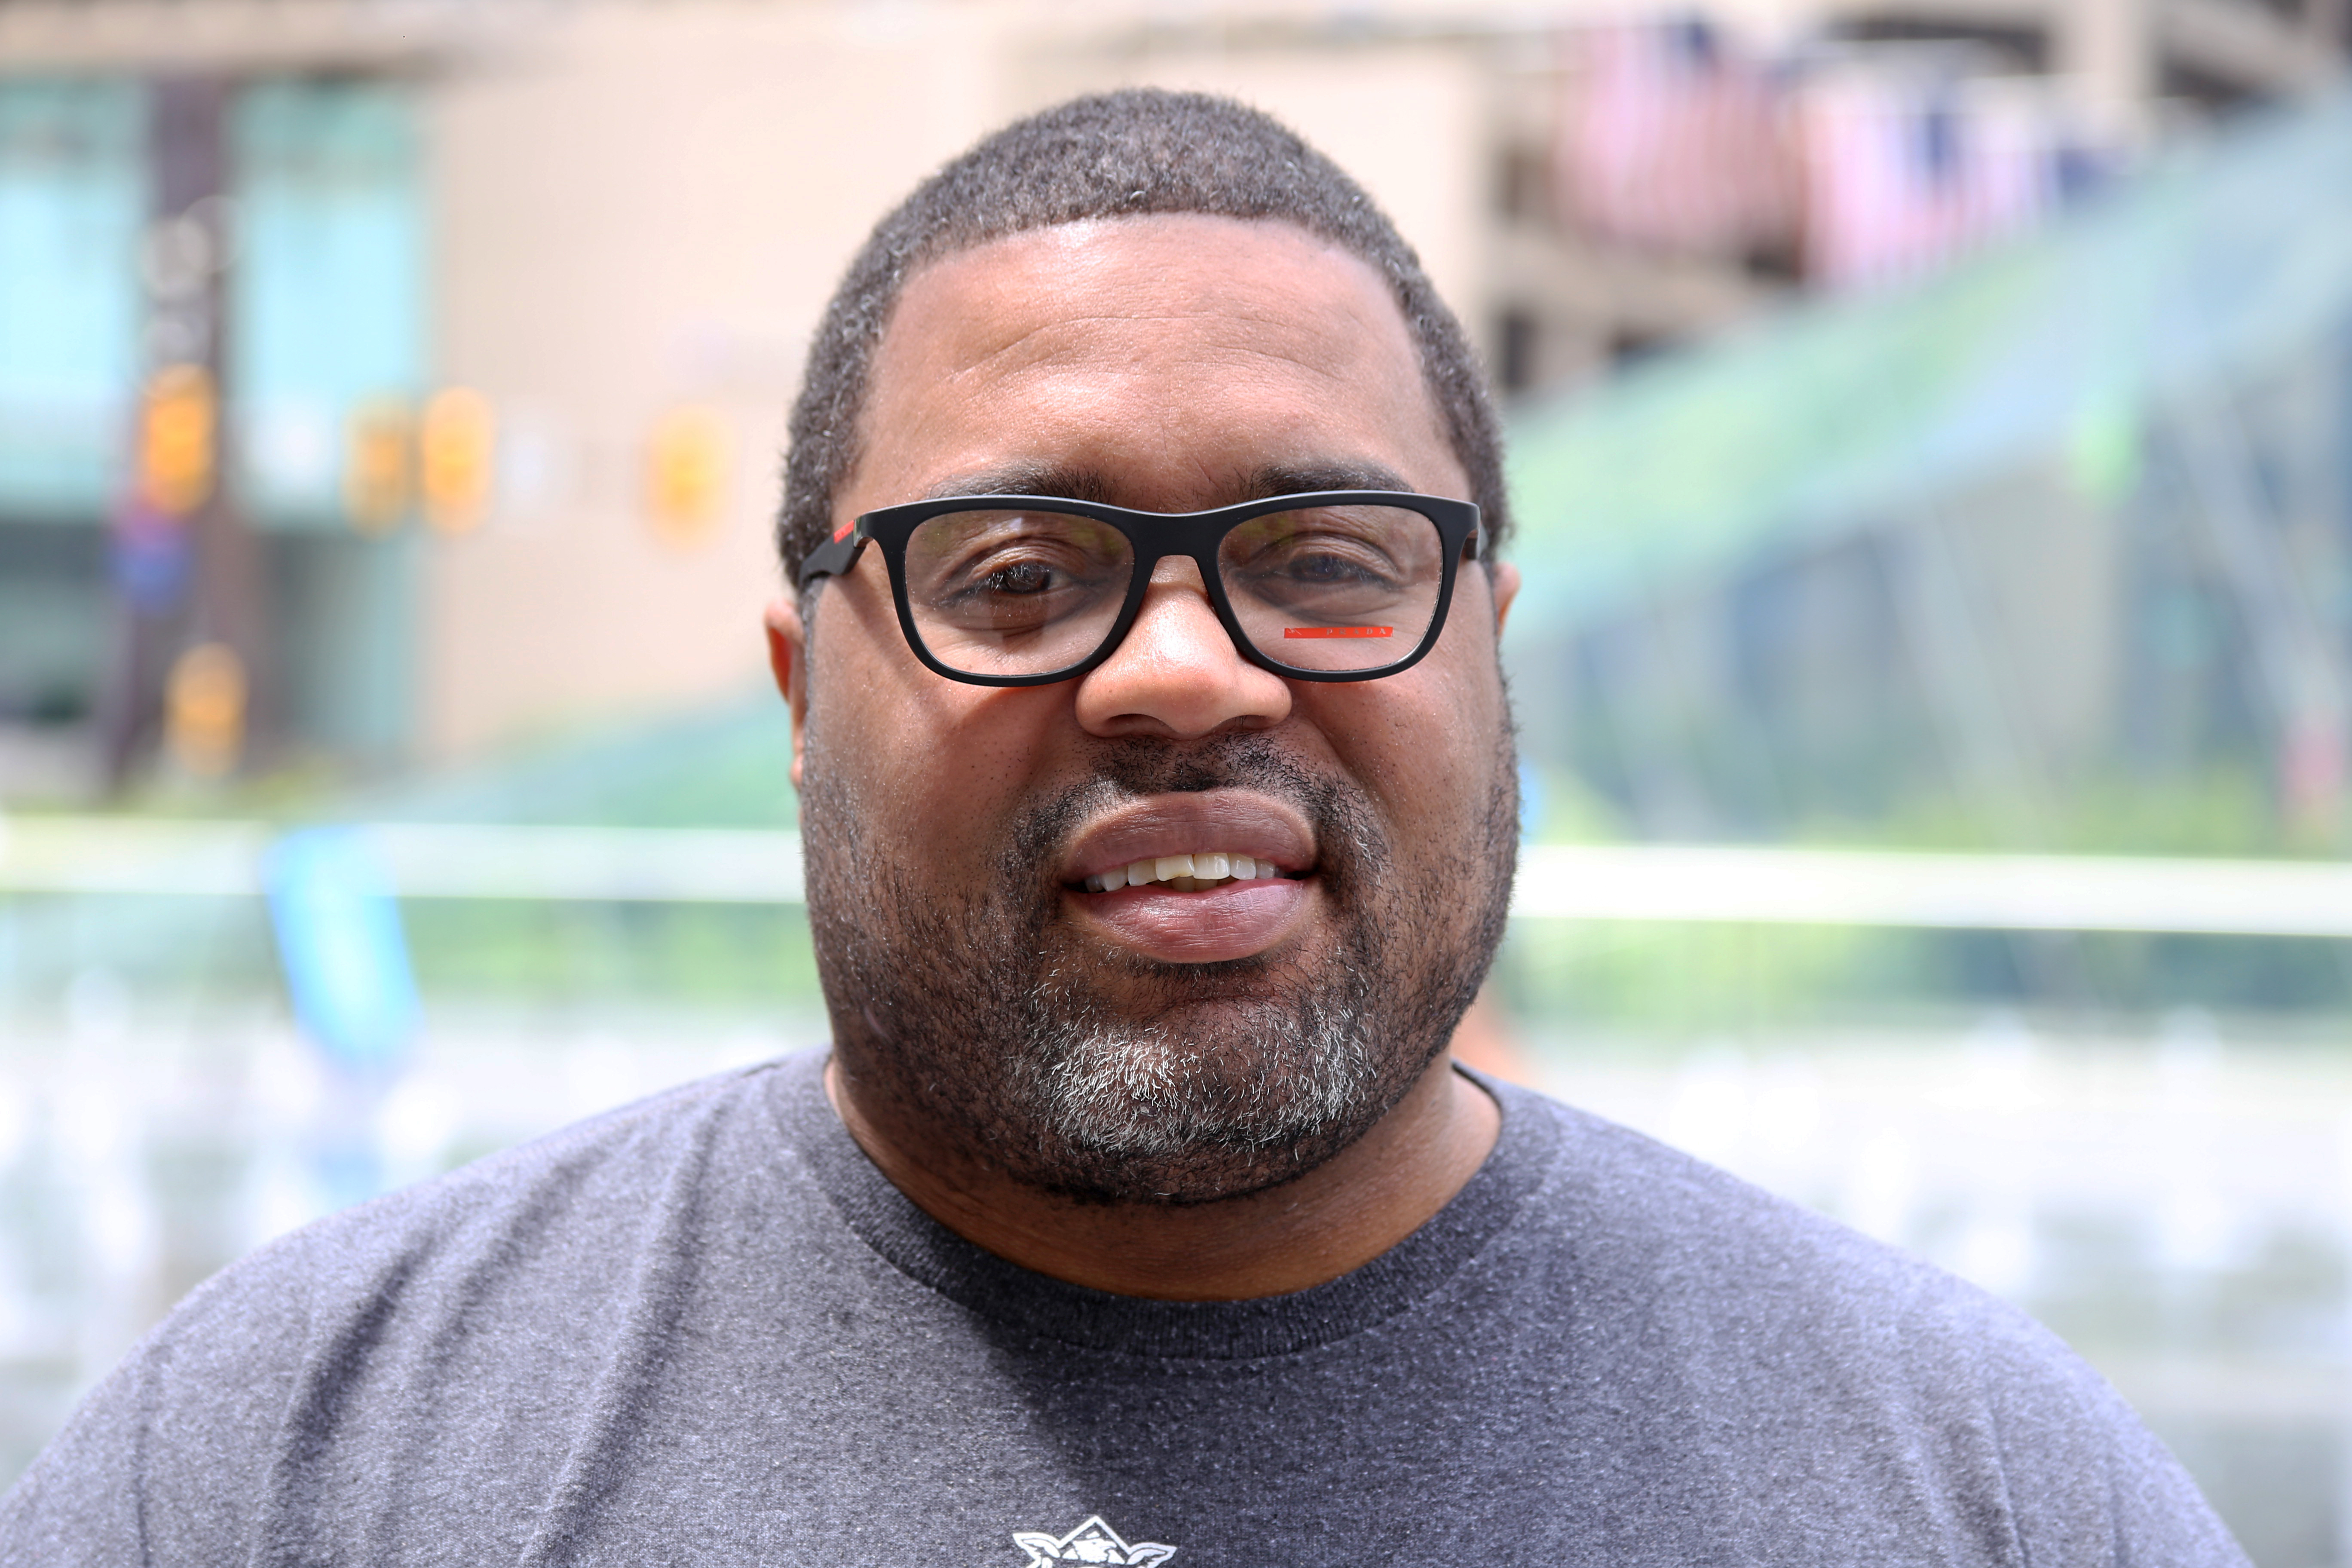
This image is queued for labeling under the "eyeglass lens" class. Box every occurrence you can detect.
[900,504,1446,679]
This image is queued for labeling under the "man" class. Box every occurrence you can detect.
[5,91,2242,1565]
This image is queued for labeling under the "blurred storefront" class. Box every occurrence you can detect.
[0,2,1496,791]
[0,77,424,781]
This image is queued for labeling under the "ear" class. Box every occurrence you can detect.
[1489,560,1521,638]
[763,595,810,789]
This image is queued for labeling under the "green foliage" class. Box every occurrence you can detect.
[1496,915,2352,1033]
[1497,919,1918,1035]
[357,692,798,829]
[1833,767,2293,858]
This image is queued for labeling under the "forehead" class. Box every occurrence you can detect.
[846,214,1466,512]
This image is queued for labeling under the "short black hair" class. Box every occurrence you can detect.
[776,88,1509,587]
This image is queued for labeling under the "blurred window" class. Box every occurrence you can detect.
[232,80,425,530]
[0,80,146,521]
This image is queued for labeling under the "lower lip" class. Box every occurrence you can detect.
[1071,876,1313,963]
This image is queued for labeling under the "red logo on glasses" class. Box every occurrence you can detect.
[832,519,855,542]
[1283,626,1393,639]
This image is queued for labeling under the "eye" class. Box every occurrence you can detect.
[1277,548,1387,586]
[1241,533,1401,593]
[982,559,1057,595]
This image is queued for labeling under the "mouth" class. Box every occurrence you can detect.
[1058,794,1320,964]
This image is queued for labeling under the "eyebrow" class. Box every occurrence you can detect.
[918,459,1417,509]
[1246,460,1414,497]
[920,463,1117,504]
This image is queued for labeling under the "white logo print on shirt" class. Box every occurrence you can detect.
[1011,1514,1176,1566]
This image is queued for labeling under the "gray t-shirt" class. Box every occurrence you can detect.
[3,1050,2244,1566]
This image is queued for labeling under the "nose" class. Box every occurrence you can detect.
[1071,556,1292,738]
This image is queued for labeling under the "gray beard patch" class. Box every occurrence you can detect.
[802,728,1516,1205]
[998,931,1382,1199]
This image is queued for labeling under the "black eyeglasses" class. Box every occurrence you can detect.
[797,490,1483,687]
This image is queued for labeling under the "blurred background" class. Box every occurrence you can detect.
[3,0,2352,1558]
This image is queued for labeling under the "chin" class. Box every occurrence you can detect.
[996,1013,1436,1207]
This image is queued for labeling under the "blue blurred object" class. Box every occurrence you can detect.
[107,503,192,612]
[263,826,419,1073]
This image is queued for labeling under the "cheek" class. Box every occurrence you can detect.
[1307,669,1500,828]
[1331,589,1510,792]
[895,704,1057,846]
[806,603,1064,866]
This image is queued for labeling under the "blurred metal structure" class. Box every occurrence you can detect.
[1505,88,2352,858]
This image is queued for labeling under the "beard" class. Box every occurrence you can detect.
[801,724,1518,1206]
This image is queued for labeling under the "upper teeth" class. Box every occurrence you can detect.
[1083,852,1281,893]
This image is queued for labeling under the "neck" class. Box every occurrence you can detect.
[824,1052,1500,1300]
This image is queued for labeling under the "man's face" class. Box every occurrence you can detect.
[786,214,1518,1204]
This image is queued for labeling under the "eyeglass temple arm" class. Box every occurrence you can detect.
[796,521,866,588]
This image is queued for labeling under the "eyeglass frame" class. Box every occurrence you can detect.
[795,490,1486,688]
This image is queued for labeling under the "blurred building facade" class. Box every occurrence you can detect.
[0,0,2341,797]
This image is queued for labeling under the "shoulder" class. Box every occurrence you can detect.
[1483,1081,2248,1565]
[233,1048,821,1328]
[1495,1079,2053,1354]
[0,1051,826,1562]
[189,1051,811,1316]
